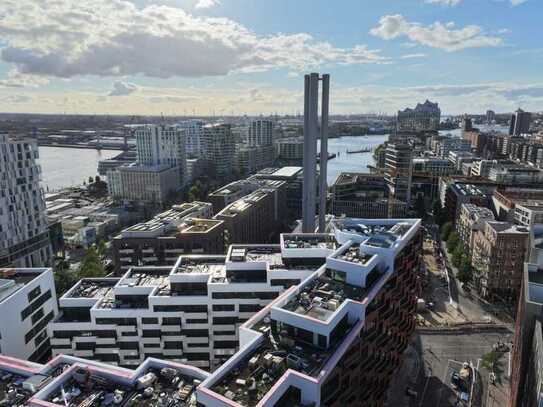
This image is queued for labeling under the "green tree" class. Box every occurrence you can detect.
[54,259,78,296]
[188,185,200,202]
[88,176,94,184]
[457,255,473,284]
[440,222,453,241]
[481,350,505,384]
[97,240,107,257]
[78,246,106,278]
[95,175,101,183]
[452,244,464,267]
[446,232,460,253]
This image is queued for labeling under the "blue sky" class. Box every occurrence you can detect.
[0,0,541,115]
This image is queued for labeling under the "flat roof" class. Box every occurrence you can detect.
[0,269,45,303]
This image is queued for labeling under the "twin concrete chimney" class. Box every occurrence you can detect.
[302,73,330,233]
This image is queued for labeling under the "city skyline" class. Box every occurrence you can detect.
[0,0,542,115]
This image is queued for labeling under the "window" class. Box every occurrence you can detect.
[163,341,183,349]
[119,342,139,350]
[27,286,42,302]
[213,317,237,325]
[142,318,159,324]
[162,317,181,325]
[142,330,161,338]
[154,305,207,313]
[239,304,262,313]
[21,290,52,321]
[212,304,235,312]
[31,308,44,325]
[213,340,238,349]
[186,319,208,324]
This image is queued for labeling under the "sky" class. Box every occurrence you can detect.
[0,0,542,115]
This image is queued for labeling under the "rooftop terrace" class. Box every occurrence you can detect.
[66,279,117,299]
[282,234,337,251]
[282,273,365,321]
[173,256,226,275]
[45,366,200,407]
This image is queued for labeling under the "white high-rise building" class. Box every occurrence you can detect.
[248,119,273,147]
[0,268,58,362]
[108,125,187,203]
[0,135,52,268]
[178,120,204,157]
[203,124,235,179]
[135,125,187,185]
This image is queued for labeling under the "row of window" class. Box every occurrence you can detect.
[21,289,52,321]
[24,311,54,344]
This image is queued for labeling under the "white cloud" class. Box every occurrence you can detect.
[424,0,462,6]
[0,0,385,81]
[423,0,527,6]
[370,14,503,52]
[3,94,33,104]
[108,80,138,96]
[400,53,427,59]
[195,0,219,9]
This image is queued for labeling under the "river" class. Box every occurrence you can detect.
[321,134,389,184]
[38,147,118,191]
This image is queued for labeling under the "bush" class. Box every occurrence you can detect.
[446,232,460,253]
[440,222,453,241]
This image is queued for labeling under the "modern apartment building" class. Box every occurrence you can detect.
[471,221,529,300]
[108,125,187,203]
[251,166,304,222]
[492,189,543,226]
[0,268,58,362]
[384,143,413,205]
[509,108,532,136]
[48,237,332,370]
[178,120,204,157]
[456,203,495,254]
[397,100,441,133]
[203,124,236,179]
[331,172,407,218]
[471,159,498,177]
[214,181,287,244]
[434,137,472,159]
[0,135,53,268]
[0,353,209,407]
[198,218,422,407]
[488,164,543,185]
[208,180,264,214]
[248,119,274,147]
[111,202,224,274]
[107,163,180,204]
[135,124,187,185]
[275,137,304,161]
[236,145,276,176]
[412,158,455,176]
[44,217,421,407]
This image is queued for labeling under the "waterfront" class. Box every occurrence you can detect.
[322,134,389,184]
[39,147,118,191]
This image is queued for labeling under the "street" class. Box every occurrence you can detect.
[386,223,514,407]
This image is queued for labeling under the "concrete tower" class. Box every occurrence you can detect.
[302,73,330,233]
